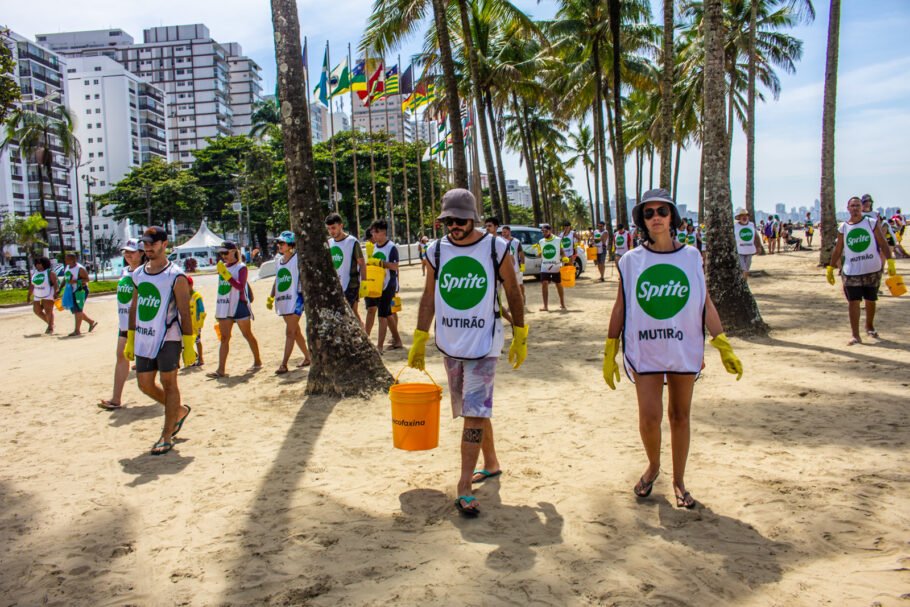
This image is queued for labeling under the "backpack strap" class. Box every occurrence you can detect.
[433,237,442,281]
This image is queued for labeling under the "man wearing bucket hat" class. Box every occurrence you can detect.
[603,188,743,509]
[827,196,895,345]
[408,188,528,518]
[734,208,757,281]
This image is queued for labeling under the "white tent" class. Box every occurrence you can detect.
[168,220,224,267]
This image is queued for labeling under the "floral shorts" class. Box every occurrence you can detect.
[443,356,497,419]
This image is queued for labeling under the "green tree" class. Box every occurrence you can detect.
[96,158,206,227]
[249,97,282,140]
[0,31,21,127]
[3,213,48,271]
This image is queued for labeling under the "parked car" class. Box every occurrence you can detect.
[0,267,28,277]
[497,225,587,279]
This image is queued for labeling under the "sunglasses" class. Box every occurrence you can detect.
[643,206,671,220]
[444,217,469,227]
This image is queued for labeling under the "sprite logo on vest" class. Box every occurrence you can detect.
[330,246,344,269]
[136,282,163,322]
[616,235,625,247]
[846,228,872,253]
[561,236,571,249]
[117,275,135,304]
[217,276,231,295]
[543,243,557,258]
[438,256,487,310]
[677,232,687,243]
[636,264,690,320]
[64,270,73,282]
[276,267,293,292]
[739,227,754,242]
[32,273,45,285]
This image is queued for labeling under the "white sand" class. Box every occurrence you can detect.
[1,250,908,606]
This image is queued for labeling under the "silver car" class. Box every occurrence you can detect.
[498,226,587,279]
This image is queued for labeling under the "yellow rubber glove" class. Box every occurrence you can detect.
[366,257,383,267]
[709,333,743,380]
[508,324,529,370]
[561,256,570,265]
[825,265,836,285]
[182,334,198,367]
[887,258,896,276]
[408,329,429,370]
[603,337,620,389]
[216,260,232,282]
[123,329,136,361]
[532,243,541,254]
[365,241,374,258]
[519,263,525,273]
[358,281,369,298]
[266,295,274,310]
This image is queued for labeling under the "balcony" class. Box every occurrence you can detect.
[140,129,166,143]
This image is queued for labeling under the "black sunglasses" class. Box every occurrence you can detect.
[643,206,671,220]
[444,217,470,227]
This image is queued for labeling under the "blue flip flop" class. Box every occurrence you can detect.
[171,405,191,438]
[472,469,502,483]
[455,496,479,517]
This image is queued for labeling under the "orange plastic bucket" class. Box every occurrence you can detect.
[389,368,442,451]
[886,275,906,297]
[364,265,384,298]
[586,247,597,261]
[560,264,576,287]
[392,295,402,313]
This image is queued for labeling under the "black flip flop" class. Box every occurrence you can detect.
[634,470,659,498]
[151,440,174,456]
[472,469,502,484]
[675,491,697,509]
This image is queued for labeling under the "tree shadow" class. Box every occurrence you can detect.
[745,335,910,368]
[105,404,160,427]
[118,452,195,487]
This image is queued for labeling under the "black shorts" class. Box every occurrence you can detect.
[136,340,181,373]
[344,279,360,306]
[596,251,606,264]
[540,271,561,284]
[377,282,397,318]
[232,300,252,321]
[843,285,878,302]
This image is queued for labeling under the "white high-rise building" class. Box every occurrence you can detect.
[351,94,415,142]
[224,42,262,137]
[65,55,168,247]
[0,30,76,263]
[506,180,532,209]
[309,102,350,143]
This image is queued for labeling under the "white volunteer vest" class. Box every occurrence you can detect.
[594,231,604,253]
[329,235,359,291]
[735,222,757,255]
[560,230,575,257]
[840,218,882,276]
[614,231,630,256]
[504,237,521,273]
[31,269,53,300]
[619,245,706,376]
[539,236,561,273]
[63,263,85,285]
[132,262,184,359]
[370,240,396,290]
[215,261,246,319]
[431,234,505,360]
[116,266,137,331]
[273,253,300,316]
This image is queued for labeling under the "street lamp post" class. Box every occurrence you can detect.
[82,174,98,282]
[69,158,93,262]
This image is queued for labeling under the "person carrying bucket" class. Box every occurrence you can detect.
[537,224,566,311]
[265,231,311,374]
[363,219,404,354]
[602,189,744,509]
[826,196,896,345]
[325,213,368,324]
[408,188,528,518]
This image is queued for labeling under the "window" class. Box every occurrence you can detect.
[94,108,101,114]
[94,66,102,72]
[88,152,94,158]
[98,166,104,171]
[87,138,93,144]
[84,94,90,100]
[97,137,103,142]
[68,68,76,73]
[84,79,89,85]
[85,109,92,115]
[98,152,103,157]
[87,124,92,129]
[96,123,101,128]
[89,167,95,173]
[99,181,106,186]
[93,79,99,84]
[94,94,99,99]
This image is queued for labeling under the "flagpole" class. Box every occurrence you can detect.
[428,112,436,239]
[348,45,361,240]
[367,65,378,221]
[470,105,483,216]
[381,62,396,242]
[411,64,424,240]
[397,55,412,264]
[326,42,339,213]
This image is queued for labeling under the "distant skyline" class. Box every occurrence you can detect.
[6,0,909,215]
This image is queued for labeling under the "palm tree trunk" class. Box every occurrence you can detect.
[592,77,613,237]
[33,162,50,252]
[635,147,642,204]
[819,0,841,266]
[703,0,767,335]
[672,140,682,201]
[659,0,674,189]
[484,90,509,222]
[726,61,736,173]
[609,0,627,230]
[514,94,542,224]
[649,146,655,189]
[745,0,757,221]
[269,0,391,395]
[430,0,468,188]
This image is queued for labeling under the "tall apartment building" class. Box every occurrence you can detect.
[38,24,262,166]
[0,30,76,260]
[65,55,168,245]
[310,102,350,143]
[351,94,415,142]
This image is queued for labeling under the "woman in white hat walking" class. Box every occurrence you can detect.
[734,208,757,281]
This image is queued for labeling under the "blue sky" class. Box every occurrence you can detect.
[8,0,909,213]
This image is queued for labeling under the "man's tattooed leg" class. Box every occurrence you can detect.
[462,428,483,444]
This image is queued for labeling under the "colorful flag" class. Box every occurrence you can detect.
[384,65,399,97]
[313,46,329,106]
[359,61,385,106]
[329,58,351,97]
[400,65,414,96]
[351,59,367,94]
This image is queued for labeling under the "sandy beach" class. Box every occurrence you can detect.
[1,249,908,606]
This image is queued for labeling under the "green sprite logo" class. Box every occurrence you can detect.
[136,282,163,322]
[438,256,487,310]
[116,275,134,304]
[217,276,231,296]
[616,235,625,247]
[677,232,687,243]
[739,227,754,242]
[686,234,696,245]
[330,246,344,270]
[543,243,558,259]
[276,267,293,292]
[636,264,690,320]
[64,270,73,282]
[32,273,45,286]
[846,228,871,253]
[372,251,387,261]
[561,236,571,249]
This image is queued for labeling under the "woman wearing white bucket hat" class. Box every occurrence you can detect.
[734,208,757,281]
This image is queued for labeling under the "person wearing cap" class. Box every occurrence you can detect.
[826,196,895,345]
[603,188,744,509]
[98,239,146,410]
[537,223,567,311]
[613,223,632,260]
[485,217,516,324]
[266,230,311,374]
[363,219,404,353]
[57,251,98,336]
[861,194,890,252]
[408,188,528,517]
[734,209,757,281]
[559,221,577,267]
[325,213,367,323]
[593,221,609,281]
[123,227,195,455]
[27,256,58,335]
[209,240,262,378]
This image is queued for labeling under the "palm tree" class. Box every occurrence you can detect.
[818,0,839,266]
[659,0,674,189]
[565,123,597,224]
[249,97,282,140]
[702,0,767,334]
[268,0,392,395]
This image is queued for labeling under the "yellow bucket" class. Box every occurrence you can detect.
[389,368,442,451]
[54,297,63,311]
[586,247,597,261]
[364,265,384,298]
[560,264,576,288]
[886,275,906,297]
[392,295,402,313]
